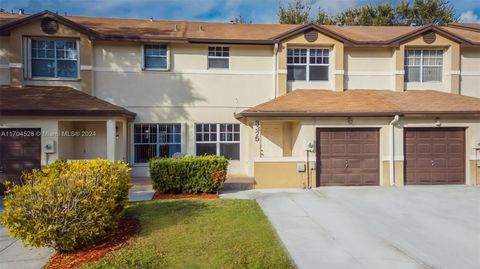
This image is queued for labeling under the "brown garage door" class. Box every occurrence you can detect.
[0,128,41,192]
[316,128,379,186]
[404,128,465,185]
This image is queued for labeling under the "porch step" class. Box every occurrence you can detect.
[130,177,153,191]
[224,177,255,190]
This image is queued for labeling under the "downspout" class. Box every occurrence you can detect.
[389,115,400,186]
[273,43,279,98]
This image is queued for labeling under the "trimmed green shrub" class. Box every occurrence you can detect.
[149,155,228,194]
[0,159,131,252]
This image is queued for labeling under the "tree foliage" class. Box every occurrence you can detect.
[396,0,457,25]
[279,0,458,26]
[278,0,311,24]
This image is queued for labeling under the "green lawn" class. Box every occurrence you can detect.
[81,199,295,269]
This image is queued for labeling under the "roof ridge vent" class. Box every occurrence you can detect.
[198,25,205,31]
[410,23,417,27]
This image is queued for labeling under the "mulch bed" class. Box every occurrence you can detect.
[152,192,219,200]
[44,218,140,269]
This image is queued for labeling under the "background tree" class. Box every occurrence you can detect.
[334,4,395,26]
[315,8,334,25]
[396,0,457,25]
[278,0,312,24]
[279,0,457,26]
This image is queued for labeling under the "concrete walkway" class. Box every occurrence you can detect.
[222,186,480,269]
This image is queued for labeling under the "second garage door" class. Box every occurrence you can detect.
[316,128,379,186]
[404,128,465,185]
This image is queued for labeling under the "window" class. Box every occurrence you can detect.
[208,46,229,69]
[196,123,240,160]
[143,44,168,70]
[405,49,443,82]
[134,124,181,163]
[30,39,79,78]
[287,48,329,81]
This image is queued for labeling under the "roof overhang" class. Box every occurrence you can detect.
[235,89,480,120]
[0,85,136,120]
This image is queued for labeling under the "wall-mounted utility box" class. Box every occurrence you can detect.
[297,163,306,172]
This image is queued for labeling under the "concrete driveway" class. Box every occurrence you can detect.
[224,186,480,269]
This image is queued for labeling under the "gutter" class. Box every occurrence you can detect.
[389,115,400,186]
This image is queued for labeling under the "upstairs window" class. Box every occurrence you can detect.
[287,48,329,82]
[195,123,240,160]
[208,46,229,69]
[143,44,168,70]
[405,49,443,82]
[30,39,79,79]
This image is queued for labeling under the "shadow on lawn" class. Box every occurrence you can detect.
[124,199,209,236]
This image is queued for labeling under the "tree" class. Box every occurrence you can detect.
[315,9,334,25]
[279,0,457,26]
[396,0,457,25]
[334,4,395,26]
[278,0,312,24]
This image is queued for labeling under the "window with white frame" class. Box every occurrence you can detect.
[143,44,168,70]
[207,46,229,69]
[134,124,181,163]
[195,123,240,160]
[404,49,443,82]
[29,39,79,79]
[287,48,329,81]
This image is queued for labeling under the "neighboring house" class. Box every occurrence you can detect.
[0,10,479,189]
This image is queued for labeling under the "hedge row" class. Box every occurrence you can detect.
[149,155,228,194]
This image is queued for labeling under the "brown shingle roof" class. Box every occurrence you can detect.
[237,90,480,118]
[0,85,136,119]
[1,11,479,46]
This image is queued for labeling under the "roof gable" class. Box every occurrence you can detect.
[0,10,98,37]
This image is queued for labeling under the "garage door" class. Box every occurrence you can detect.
[0,128,41,192]
[316,128,379,186]
[404,128,465,185]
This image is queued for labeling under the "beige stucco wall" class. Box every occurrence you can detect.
[460,48,480,98]
[344,47,395,90]
[93,42,275,177]
[7,19,93,93]
[254,161,309,188]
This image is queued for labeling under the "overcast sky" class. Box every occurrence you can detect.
[1,0,480,24]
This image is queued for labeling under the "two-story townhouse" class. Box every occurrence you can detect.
[0,10,479,189]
